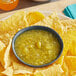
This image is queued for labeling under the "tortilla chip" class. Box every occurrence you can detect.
[0,41,6,63]
[0,39,12,69]
[34,17,52,27]
[0,41,5,51]
[2,66,13,76]
[34,64,63,76]
[26,11,45,25]
[0,33,11,46]
[49,13,64,33]
[0,11,28,34]
[49,13,65,36]
[61,19,76,56]
[62,57,76,76]
[13,74,33,76]
[4,38,12,69]
[12,61,34,75]
[64,56,76,71]
[13,62,34,74]
[0,41,6,67]
[0,63,5,76]
[62,62,69,76]
[61,19,76,28]
[13,74,25,76]
[49,12,59,21]
[0,63,4,72]
[67,33,76,56]
[14,69,33,75]
[70,71,76,76]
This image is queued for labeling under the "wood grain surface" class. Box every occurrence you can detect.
[0,0,76,19]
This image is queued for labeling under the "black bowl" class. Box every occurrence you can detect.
[12,26,63,68]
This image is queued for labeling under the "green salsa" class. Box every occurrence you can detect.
[15,30,60,66]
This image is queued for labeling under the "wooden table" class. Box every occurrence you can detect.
[0,0,76,19]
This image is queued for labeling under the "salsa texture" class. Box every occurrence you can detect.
[15,30,60,66]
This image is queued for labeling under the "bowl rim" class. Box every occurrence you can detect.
[12,25,63,68]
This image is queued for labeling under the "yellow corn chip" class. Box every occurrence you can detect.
[0,39,12,69]
[0,41,5,51]
[13,73,33,76]
[2,66,13,76]
[13,74,25,76]
[14,69,33,75]
[49,13,66,36]
[34,64,63,76]
[70,71,76,76]
[0,11,28,34]
[0,63,5,76]
[62,58,76,76]
[67,32,76,56]
[0,41,6,67]
[64,56,76,71]
[61,19,76,28]
[49,12,59,21]
[62,62,69,76]
[4,38,12,69]
[34,17,52,27]
[12,62,34,75]
[13,74,30,76]
[26,11,45,25]
[0,33,11,46]
[61,20,76,56]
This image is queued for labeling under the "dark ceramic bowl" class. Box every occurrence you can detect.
[12,26,63,68]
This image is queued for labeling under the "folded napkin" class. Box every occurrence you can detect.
[63,4,76,19]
